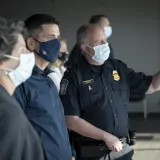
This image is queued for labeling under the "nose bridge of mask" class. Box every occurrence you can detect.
[93,43,109,50]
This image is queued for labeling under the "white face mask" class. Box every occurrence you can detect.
[89,43,110,63]
[104,26,112,38]
[3,53,35,87]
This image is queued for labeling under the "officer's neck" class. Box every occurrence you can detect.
[35,54,49,71]
[0,75,15,95]
[86,57,104,66]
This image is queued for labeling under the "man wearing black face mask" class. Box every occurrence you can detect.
[14,14,72,160]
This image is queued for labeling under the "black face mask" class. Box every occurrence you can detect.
[58,52,69,63]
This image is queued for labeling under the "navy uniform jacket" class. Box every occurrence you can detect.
[14,66,72,160]
[60,56,152,142]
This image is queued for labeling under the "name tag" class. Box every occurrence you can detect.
[83,79,94,85]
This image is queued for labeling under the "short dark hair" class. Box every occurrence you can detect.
[0,17,26,62]
[25,13,59,37]
[89,14,108,24]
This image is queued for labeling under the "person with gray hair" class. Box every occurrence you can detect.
[0,17,45,160]
[60,24,160,160]
[66,14,114,68]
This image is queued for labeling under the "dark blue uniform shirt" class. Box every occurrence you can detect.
[14,66,72,160]
[60,56,152,142]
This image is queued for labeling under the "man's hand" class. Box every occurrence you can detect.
[66,116,123,152]
[102,133,123,152]
[146,72,160,94]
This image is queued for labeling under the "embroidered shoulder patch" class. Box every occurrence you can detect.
[60,79,69,95]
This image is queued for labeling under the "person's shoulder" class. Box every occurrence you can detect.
[62,65,81,86]
[0,90,23,119]
[108,58,125,64]
[44,67,53,75]
[108,58,127,68]
[64,64,79,76]
[14,80,30,96]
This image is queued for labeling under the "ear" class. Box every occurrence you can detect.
[26,37,36,51]
[81,44,87,53]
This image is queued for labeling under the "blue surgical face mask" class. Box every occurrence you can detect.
[88,43,110,63]
[34,38,61,63]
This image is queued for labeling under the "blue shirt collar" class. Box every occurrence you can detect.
[33,65,53,75]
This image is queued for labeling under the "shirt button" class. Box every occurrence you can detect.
[106,87,107,89]
[114,114,117,117]
[110,100,112,103]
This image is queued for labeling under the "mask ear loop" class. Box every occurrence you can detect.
[85,45,95,57]
[0,69,8,76]
[31,37,40,55]
[0,54,20,76]
[1,54,20,60]
[32,37,40,43]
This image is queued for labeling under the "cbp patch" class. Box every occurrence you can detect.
[60,79,69,95]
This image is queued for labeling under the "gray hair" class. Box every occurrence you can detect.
[0,17,27,62]
[77,24,90,46]
[77,24,100,46]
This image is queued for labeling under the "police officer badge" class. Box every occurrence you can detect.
[112,70,120,81]
[60,79,69,95]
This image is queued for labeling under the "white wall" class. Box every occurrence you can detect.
[0,0,160,112]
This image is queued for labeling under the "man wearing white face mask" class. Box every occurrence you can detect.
[60,24,160,160]
[89,14,114,59]
[0,18,45,160]
[66,14,113,68]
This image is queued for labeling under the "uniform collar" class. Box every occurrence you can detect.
[79,56,113,74]
[33,65,53,75]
